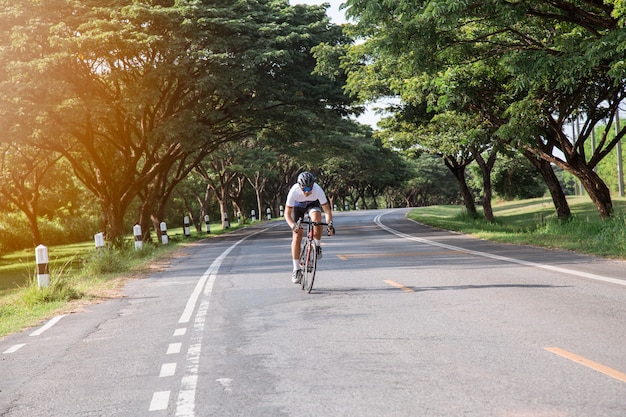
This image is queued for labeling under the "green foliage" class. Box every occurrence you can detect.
[0,212,100,252]
[553,166,577,196]
[0,213,32,253]
[81,247,133,276]
[406,154,460,206]
[591,118,626,194]
[491,155,547,200]
[536,215,626,256]
[80,242,166,276]
[20,260,83,307]
[340,0,626,220]
[0,0,356,243]
[0,302,17,318]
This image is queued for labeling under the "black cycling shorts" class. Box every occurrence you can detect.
[293,201,322,221]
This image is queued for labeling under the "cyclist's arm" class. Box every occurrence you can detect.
[321,202,333,225]
[284,205,297,231]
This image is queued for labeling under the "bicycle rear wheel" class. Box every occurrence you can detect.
[303,241,317,293]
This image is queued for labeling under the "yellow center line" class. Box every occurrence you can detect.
[336,250,461,261]
[544,347,626,383]
[384,280,414,293]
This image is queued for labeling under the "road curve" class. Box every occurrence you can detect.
[2,208,625,417]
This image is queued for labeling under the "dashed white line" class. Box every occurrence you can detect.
[160,363,177,377]
[3,344,26,354]
[176,279,213,417]
[150,226,272,414]
[216,378,233,392]
[3,315,67,354]
[149,391,170,411]
[167,343,182,354]
[175,228,269,416]
[30,314,67,336]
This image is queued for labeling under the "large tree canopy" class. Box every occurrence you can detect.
[341,0,626,219]
[0,0,353,241]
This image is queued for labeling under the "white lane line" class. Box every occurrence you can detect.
[376,212,626,287]
[174,226,271,417]
[178,224,278,324]
[176,277,213,417]
[149,391,170,411]
[174,328,186,337]
[178,271,210,325]
[167,343,182,354]
[30,314,67,336]
[3,344,26,354]
[160,363,177,377]
[177,237,240,324]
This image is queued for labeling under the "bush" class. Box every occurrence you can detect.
[0,213,33,253]
[20,261,83,307]
[81,242,161,276]
[81,247,132,276]
[0,212,100,252]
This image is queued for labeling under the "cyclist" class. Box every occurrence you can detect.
[285,171,335,283]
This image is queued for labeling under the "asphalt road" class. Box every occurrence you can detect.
[2,208,626,417]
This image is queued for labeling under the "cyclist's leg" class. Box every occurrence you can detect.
[291,227,304,284]
[291,208,306,276]
[291,227,303,264]
[307,204,323,259]
[306,203,323,240]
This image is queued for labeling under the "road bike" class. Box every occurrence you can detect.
[295,218,331,293]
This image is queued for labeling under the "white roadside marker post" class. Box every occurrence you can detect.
[35,244,50,288]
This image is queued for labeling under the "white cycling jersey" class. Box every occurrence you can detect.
[285,183,328,208]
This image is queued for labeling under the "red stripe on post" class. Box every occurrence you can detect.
[37,263,49,274]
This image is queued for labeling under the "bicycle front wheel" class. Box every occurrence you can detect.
[303,241,317,293]
[299,241,308,291]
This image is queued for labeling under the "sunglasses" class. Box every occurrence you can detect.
[302,186,312,193]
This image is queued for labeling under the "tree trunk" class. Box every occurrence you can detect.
[444,159,477,216]
[219,197,230,229]
[103,200,128,246]
[473,150,497,223]
[523,150,571,220]
[577,166,613,219]
[535,120,615,220]
[25,210,42,247]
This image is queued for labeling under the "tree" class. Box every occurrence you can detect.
[341,0,626,219]
[0,143,61,246]
[492,154,547,201]
[0,0,355,243]
[402,154,460,207]
[379,109,479,215]
[1,0,222,241]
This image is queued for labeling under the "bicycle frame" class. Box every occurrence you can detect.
[297,218,328,293]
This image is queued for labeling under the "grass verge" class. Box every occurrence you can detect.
[408,196,626,259]
[0,222,253,339]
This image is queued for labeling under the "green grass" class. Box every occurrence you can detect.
[408,196,626,258]
[0,220,258,338]
[0,241,95,293]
